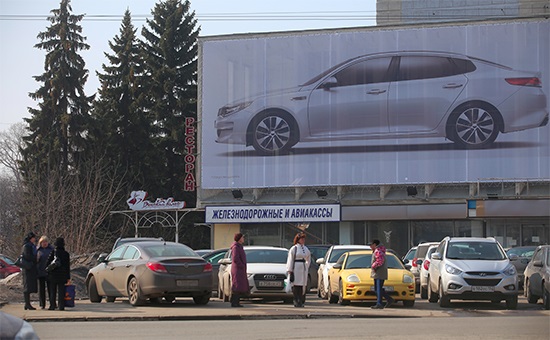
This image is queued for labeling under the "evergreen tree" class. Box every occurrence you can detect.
[92,9,155,199]
[141,0,199,206]
[22,0,93,181]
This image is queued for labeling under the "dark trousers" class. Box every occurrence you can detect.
[373,279,392,305]
[49,281,66,310]
[38,277,52,308]
[292,286,305,307]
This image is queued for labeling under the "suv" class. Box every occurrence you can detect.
[411,242,440,293]
[428,237,518,309]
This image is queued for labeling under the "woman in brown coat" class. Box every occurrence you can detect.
[230,233,247,307]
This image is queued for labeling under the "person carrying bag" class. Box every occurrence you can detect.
[286,232,311,307]
[46,237,70,311]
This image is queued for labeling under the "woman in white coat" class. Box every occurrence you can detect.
[286,232,311,307]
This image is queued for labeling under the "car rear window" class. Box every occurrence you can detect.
[416,245,433,258]
[143,244,198,257]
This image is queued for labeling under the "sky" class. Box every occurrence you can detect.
[0,0,376,132]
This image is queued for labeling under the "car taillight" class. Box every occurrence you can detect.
[146,262,168,273]
[203,263,213,272]
[423,259,430,271]
[505,77,541,87]
[412,258,418,267]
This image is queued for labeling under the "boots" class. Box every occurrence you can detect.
[292,286,303,307]
[230,293,243,307]
[24,293,36,310]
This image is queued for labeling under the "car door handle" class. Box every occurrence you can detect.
[291,96,307,101]
[443,83,464,89]
[366,89,387,95]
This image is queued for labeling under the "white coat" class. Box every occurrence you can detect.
[286,244,311,287]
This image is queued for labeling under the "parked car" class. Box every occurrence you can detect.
[316,245,371,299]
[523,245,550,310]
[214,51,548,155]
[200,248,229,295]
[402,246,417,265]
[86,241,212,306]
[195,249,214,257]
[419,245,439,299]
[413,242,441,293]
[327,250,415,306]
[0,254,20,279]
[218,246,293,303]
[506,246,537,289]
[306,245,330,292]
[427,237,518,309]
[112,237,164,252]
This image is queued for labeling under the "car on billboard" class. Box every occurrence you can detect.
[215,51,548,155]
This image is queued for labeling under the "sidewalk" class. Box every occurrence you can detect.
[1,297,451,322]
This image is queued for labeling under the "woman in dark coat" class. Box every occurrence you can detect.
[46,237,70,310]
[230,233,247,307]
[36,235,54,309]
[21,232,38,310]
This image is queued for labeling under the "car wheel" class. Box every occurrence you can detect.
[319,277,327,299]
[420,286,428,299]
[428,281,438,303]
[127,277,145,306]
[250,111,297,156]
[447,102,500,149]
[526,280,540,304]
[106,296,116,303]
[338,280,350,305]
[327,282,338,304]
[193,292,211,305]
[403,300,415,307]
[505,295,518,310]
[88,277,103,303]
[438,281,450,307]
[542,284,550,310]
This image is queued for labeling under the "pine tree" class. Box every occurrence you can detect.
[92,9,155,197]
[141,0,199,206]
[22,0,93,181]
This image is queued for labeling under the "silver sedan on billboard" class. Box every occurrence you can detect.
[215,51,548,155]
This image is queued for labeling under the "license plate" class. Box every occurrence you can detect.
[258,281,282,287]
[176,279,198,287]
[370,286,394,292]
[472,286,494,292]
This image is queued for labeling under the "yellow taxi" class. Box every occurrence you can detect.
[327,250,415,306]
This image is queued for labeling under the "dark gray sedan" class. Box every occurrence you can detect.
[86,241,212,306]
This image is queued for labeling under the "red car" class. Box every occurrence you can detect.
[0,254,20,279]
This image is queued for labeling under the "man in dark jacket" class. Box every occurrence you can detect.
[230,233,247,307]
[46,237,70,310]
[21,231,38,310]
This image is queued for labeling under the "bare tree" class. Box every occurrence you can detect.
[0,123,26,184]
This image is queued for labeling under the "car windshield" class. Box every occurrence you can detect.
[404,248,417,261]
[142,244,198,258]
[329,248,368,262]
[344,254,404,270]
[0,255,15,265]
[446,242,506,260]
[245,249,288,264]
[506,247,536,258]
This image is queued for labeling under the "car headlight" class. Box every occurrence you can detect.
[347,274,360,283]
[218,101,253,117]
[403,274,414,283]
[502,264,517,276]
[445,264,462,275]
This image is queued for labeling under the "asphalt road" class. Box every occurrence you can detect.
[30,316,549,339]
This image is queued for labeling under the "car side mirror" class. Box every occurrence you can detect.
[508,254,519,261]
[97,253,109,263]
[533,260,543,267]
[320,77,338,90]
[431,253,442,260]
[316,258,325,265]
[333,263,342,270]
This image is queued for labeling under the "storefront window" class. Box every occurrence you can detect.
[368,221,409,258]
[487,220,507,247]
[411,221,453,246]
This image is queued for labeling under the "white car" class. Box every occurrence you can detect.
[218,246,293,303]
[215,51,548,155]
[419,245,439,299]
[427,237,518,309]
[316,245,371,299]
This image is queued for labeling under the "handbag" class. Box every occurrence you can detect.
[15,255,32,270]
[284,275,293,294]
[64,283,76,308]
[46,254,60,272]
[289,272,295,283]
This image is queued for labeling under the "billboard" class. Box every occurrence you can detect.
[200,21,550,189]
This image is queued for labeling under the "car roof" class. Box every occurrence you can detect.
[243,246,288,251]
[447,237,497,243]
[330,245,371,250]
[418,242,440,247]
